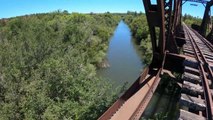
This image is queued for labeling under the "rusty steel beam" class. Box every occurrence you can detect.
[98,67,149,120]
[142,0,166,67]
[206,27,213,44]
[182,0,209,4]
[143,0,180,68]
[129,69,162,120]
[98,67,161,120]
[173,0,179,29]
[173,0,183,29]
[99,1,178,119]
[200,0,213,37]
[165,0,179,54]
[99,0,213,119]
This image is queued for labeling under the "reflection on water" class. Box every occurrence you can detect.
[97,20,145,86]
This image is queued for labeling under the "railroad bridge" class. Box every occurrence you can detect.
[99,0,213,120]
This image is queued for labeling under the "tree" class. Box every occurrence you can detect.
[0,12,121,120]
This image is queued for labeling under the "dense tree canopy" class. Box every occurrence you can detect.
[0,12,121,120]
[182,14,202,26]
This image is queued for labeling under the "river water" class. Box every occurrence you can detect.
[97,20,145,86]
[98,20,179,119]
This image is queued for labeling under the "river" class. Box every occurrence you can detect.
[97,20,145,87]
[98,20,179,119]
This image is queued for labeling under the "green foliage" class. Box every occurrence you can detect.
[152,112,168,120]
[183,14,202,26]
[141,112,168,120]
[123,13,204,66]
[0,12,121,119]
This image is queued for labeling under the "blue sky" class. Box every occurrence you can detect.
[0,0,211,19]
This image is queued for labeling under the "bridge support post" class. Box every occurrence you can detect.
[142,0,180,68]
[142,0,166,68]
[200,1,213,37]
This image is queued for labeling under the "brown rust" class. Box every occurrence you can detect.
[98,68,158,120]
[184,24,213,120]
[99,0,213,119]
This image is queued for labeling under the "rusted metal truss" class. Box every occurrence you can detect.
[142,0,181,68]
[98,67,162,120]
[200,0,213,37]
[182,0,209,4]
[183,24,213,120]
[142,0,166,67]
[99,0,213,119]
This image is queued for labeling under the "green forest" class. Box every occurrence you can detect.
[0,11,202,119]
[182,14,202,26]
[0,12,121,120]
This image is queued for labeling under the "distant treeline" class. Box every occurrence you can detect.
[182,13,202,26]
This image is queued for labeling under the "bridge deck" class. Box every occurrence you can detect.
[110,76,156,120]
[98,68,162,120]
[179,24,213,120]
[99,23,213,120]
